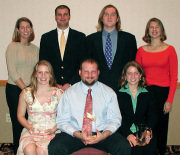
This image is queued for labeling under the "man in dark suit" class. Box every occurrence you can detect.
[39,5,87,91]
[87,4,137,91]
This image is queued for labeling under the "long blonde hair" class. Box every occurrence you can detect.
[30,60,56,102]
[96,4,121,32]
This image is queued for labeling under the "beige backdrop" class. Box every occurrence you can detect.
[0,0,180,80]
[0,0,180,144]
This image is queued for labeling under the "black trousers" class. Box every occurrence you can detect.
[48,132,131,155]
[147,85,169,155]
[5,83,23,155]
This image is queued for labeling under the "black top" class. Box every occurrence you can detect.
[117,88,157,137]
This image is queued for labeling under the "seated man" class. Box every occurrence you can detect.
[48,58,131,155]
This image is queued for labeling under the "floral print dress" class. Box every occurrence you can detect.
[17,87,62,155]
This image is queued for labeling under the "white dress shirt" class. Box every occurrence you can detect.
[57,27,69,49]
[56,81,122,136]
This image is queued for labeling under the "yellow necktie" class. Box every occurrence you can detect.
[60,31,66,60]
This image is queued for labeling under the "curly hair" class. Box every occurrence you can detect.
[142,17,167,43]
[118,61,147,88]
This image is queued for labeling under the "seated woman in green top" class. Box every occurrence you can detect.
[117,61,157,155]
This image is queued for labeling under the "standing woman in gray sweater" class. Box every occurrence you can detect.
[5,17,39,154]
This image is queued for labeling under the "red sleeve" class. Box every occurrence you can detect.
[135,47,143,65]
[166,46,178,103]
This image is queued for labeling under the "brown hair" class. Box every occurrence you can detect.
[96,4,121,32]
[119,61,147,88]
[55,5,70,15]
[142,17,167,43]
[80,58,99,70]
[12,17,35,42]
[30,60,56,102]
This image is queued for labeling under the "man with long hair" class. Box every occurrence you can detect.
[87,4,137,92]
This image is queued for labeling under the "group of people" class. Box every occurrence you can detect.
[5,4,177,155]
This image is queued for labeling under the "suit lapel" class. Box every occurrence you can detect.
[111,31,125,69]
[63,28,73,61]
[52,29,62,60]
[95,32,110,70]
[129,96,136,116]
[135,95,142,116]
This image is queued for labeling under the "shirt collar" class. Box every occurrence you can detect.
[57,26,69,34]
[80,81,98,95]
[119,84,148,94]
[102,29,118,37]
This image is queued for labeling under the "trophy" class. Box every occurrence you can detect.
[136,124,152,146]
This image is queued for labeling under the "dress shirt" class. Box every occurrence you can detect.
[57,27,69,49]
[56,81,122,136]
[119,84,148,133]
[102,29,118,62]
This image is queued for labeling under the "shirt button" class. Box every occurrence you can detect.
[61,76,64,79]
[61,66,64,69]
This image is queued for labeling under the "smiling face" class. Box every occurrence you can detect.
[79,62,100,87]
[149,21,161,39]
[36,65,52,86]
[55,8,70,30]
[17,21,32,41]
[101,7,118,31]
[125,66,142,87]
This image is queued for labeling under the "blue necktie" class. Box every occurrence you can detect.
[105,33,112,69]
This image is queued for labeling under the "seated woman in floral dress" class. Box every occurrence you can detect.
[17,60,63,155]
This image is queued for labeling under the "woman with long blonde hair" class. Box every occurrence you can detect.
[17,60,63,155]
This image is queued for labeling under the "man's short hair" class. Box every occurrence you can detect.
[55,5,70,15]
[80,58,99,70]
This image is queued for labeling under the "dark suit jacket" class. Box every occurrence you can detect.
[87,31,137,91]
[39,28,87,85]
[117,89,157,138]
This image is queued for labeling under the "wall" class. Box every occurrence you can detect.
[167,89,180,145]
[0,0,180,80]
[0,0,180,144]
[0,86,13,142]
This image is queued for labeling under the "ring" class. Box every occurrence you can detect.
[147,137,151,140]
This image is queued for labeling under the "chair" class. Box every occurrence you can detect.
[71,147,108,155]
